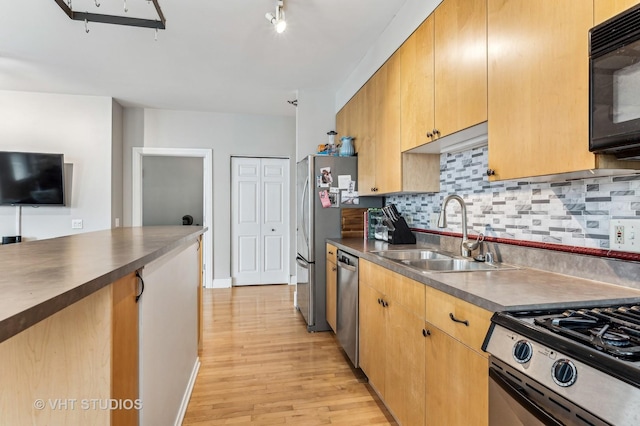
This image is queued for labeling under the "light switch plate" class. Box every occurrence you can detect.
[71,219,83,229]
[610,219,640,253]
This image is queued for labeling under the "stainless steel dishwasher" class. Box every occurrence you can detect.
[336,250,358,367]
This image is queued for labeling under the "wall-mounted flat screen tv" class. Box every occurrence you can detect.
[0,151,65,206]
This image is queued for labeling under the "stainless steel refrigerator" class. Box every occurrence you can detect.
[296,155,381,332]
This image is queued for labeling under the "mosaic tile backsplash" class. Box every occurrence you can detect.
[387,146,640,249]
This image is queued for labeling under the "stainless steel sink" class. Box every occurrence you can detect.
[373,249,453,261]
[401,258,515,273]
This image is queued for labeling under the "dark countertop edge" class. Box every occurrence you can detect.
[0,227,206,344]
[328,238,640,313]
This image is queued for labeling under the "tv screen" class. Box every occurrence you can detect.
[0,151,65,206]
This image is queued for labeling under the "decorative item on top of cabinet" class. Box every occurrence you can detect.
[487,0,640,181]
[594,0,640,24]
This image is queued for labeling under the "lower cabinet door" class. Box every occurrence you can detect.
[425,323,488,426]
[358,283,387,396]
[386,305,426,426]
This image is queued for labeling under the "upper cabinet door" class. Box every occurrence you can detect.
[487,0,594,180]
[375,55,403,194]
[434,0,487,138]
[594,0,640,25]
[400,15,435,151]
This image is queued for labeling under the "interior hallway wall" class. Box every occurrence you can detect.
[0,90,117,240]
[123,107,296,287]
[142,156,203,226]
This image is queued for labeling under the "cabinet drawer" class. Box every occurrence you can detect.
[326,243,337,263]
[425,285,492,354]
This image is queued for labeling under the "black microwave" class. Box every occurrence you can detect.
[590,3,640,160]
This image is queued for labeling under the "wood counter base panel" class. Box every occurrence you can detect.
[0,286,111,425]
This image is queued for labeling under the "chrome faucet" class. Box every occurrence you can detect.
[437,194,482,258]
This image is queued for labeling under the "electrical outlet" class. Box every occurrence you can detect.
[615,225,624,244]
[71,219,83,229]
[115,218,120,228]
[610,219,640,253]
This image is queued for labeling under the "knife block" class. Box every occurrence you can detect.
[387,217,416,245]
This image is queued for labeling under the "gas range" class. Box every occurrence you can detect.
[483,304,640,426]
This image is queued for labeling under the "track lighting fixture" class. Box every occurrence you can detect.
[265,0,286,33]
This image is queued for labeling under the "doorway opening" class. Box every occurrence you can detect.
[132,147,213,288]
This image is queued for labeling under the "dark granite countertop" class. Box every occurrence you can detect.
[329,238,640,312]
[0,226,206,344]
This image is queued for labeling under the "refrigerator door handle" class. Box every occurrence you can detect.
[296,255,308,268]
[301,175,310,252]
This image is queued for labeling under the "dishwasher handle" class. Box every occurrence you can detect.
[337,260,357,273]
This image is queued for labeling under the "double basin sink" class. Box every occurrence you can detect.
[373,249,513,273]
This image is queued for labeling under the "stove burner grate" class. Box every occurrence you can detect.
[534,305,640,361]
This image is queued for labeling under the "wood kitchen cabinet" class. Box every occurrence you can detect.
[487,0,640,181]
[594,0,639,24]
[359,260,492,426]
[424,284,490,426]
[400,0,486,149]
[325,243,338,332]
[338,55,439,196]
[111,272,139,426]
[374,54,403,194]
[359,260,426,425]
[356,77,379,196]
[425,324,489,426]
[400,14,435,152]
[433,0,487,140]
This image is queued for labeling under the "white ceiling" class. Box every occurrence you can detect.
[0,0,409,117]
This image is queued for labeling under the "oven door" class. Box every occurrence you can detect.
[489,367,562,426]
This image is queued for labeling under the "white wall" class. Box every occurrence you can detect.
[111,100,124,229]
[296,88,337,161]
[0,91,116,240]
[335,0,442,111]
[122,108,296,286]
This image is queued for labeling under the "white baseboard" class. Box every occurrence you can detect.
[208,277,232,289]
[174,357,201,426]
[289,275,296,285]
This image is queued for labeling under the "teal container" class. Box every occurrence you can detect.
[339,136,355,156]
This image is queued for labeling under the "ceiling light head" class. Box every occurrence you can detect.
[265,12,276,24]
[265,0,286,33]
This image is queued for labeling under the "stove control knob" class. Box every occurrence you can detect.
[513,340,533,364]
[552,359,577,387]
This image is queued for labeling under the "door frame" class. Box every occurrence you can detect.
[132,147,213,289]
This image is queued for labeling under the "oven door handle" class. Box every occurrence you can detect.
[489,368,564,426]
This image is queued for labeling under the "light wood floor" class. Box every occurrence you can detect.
[182,285,396,425]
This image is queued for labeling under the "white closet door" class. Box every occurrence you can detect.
[232,157,289,285]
